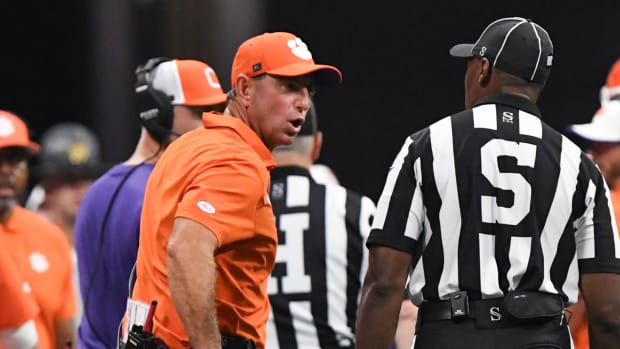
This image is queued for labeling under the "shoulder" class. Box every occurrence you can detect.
[12,207,69,246]
[325,183,377,210]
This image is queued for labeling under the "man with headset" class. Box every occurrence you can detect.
[74,57,227,349]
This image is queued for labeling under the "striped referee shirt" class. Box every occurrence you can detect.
[367,93,620,306]
[266,166,376,349]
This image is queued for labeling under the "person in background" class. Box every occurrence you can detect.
[27,122,103,245]
[26,122,104,333]
[266,102,375,348]
[0,109,76,349]
[356,17,620,349]
[74,57,227,349]
[565,99,620,349]
[129,32,342,349]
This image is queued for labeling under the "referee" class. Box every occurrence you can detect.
[356,17,620,349]
[266,102,376,348]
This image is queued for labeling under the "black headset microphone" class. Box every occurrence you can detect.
[135,57,181,144]
[83,57,175,346]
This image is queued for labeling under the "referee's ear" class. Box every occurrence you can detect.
[478,57,492,87]
[311,131,323,163]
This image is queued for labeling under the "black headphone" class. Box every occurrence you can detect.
[135,57,175,144]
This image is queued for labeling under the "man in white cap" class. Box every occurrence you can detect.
[566,100,620,349]
[568,101,620,191]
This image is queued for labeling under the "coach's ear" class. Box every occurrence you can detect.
[233,74,252,107]
[311,131,323,163]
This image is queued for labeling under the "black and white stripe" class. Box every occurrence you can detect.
[367,94,620,306]
[266,166,375,348]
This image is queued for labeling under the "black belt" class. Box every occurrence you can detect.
[420,294,503,323]
[418,290,565,328]
[221,333,256,349]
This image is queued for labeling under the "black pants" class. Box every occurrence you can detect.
[413,318,571,349]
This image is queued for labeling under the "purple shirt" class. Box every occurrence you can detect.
[75,163,154,349]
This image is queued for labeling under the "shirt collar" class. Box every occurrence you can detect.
[473,93,542,117]
[270,166,312,180]
[202,112,275,171]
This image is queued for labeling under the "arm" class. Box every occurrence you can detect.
[394,299,417,349]
[167,217,221,349]
[567,292,587,335]
[581,273,620,349]
[356,246,412,349]
[53,318,75,349]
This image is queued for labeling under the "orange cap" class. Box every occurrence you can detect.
[600,58,620,105]
[151,59,227,106]
[230,32,342,88]
[606,58,620,89]
[0,110,40,154]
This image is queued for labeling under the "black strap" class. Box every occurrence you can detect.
[221,333,256,349]
[419,297,503,323]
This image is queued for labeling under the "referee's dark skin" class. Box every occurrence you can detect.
[356,17,620,349]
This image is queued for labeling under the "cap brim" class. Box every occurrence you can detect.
[26,142,40,155]
[449,43,475,58]
[268,63,343,86]
[180,94,228,107]
[0,141,40,156]
[568,124,620,143]
[32,162,111,180]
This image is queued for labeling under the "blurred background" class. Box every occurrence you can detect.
[1,0,619,201]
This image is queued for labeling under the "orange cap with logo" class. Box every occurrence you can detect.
[151,59,228,106]
[0,110,40,154]
[230,32,342,88]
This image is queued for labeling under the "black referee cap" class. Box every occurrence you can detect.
[449,17,553,84]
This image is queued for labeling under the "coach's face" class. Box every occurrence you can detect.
[246,74,313,150]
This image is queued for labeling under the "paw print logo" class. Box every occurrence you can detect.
[287,37,313,61]
[29,252,50,273]
[0,117,16,137]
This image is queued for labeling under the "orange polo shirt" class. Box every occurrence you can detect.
[1,206,76,349]
[132,112,277,349]
[571,186,620,349]
[0,236,39,330]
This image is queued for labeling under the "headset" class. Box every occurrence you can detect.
[134,57,175,144]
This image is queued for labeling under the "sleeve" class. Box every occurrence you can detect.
[0,248,39,328]
[176,152,267,246]
[366,136,423,254]
[575,158,620,274]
